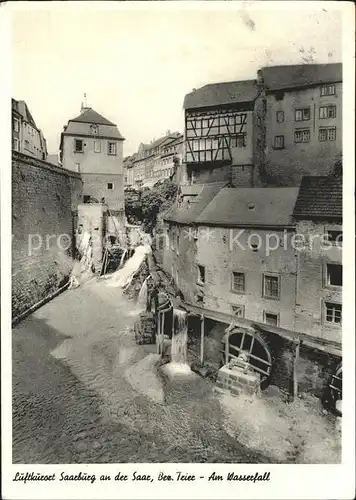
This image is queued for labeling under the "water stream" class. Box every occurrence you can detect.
[137,276,149,310]
[106,245,151,289]
[164,308,192,376]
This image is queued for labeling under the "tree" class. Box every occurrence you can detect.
[124,179,178,234]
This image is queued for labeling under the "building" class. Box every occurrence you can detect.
[151,132,183,183]
[60,105,125,220]
[156,173,342,398]
[123,155,135,189]
[182,81,259,187]
[181,62,342,188]
[256,63,342,185]
[293,174,342,344]
[124,132,183,190]
[12,98,48,160]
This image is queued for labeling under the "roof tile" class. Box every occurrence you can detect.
[197,187,299,227]
[260,63,342,92]
[293,175,342,219]
[183,80,258,110]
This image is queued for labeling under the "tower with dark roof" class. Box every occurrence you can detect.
[60,105,125,218]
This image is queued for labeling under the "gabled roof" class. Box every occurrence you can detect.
[70,107,115,126]
[62,107,124,140]
[293,175,342,220]
[183,80,258,110]
[163,182,227,224]
[16,100,37,128]
[197,187,299,227]
[260,63,342,92]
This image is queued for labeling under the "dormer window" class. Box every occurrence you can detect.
[90,124,98,135]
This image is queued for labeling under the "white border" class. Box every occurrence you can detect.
[1,2,355,499]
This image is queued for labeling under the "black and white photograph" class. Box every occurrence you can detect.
[1,1,355,499]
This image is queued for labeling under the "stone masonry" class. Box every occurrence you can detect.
[134,312,156,345]
[12,152,82,321]
[215,364,261,397]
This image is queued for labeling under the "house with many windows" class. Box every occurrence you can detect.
[60,105,125,220]
[124,132,183,190]
[255,63,342,185]
[157,169,342,399]
[180,63,342,188]
[293,174,342,344]
[12,98,48,160]
[182,80,259,187]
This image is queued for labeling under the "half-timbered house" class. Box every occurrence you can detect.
[182,80,259,187]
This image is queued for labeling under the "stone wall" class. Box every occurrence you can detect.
[12,152,82,320]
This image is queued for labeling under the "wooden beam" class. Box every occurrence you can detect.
[225,333,229,364]
[161,311,165,357]
[292,340,301,400]
[200,315,205,366]
[156,312,161,355]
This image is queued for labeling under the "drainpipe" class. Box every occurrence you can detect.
[200,314,205,366]
[292,339,301,400]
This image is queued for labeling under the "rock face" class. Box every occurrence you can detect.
[134,312,156,345]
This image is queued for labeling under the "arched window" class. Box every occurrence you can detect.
[222,327,272,377]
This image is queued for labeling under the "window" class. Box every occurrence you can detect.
[75,163,80,173]
[295,108,310,121]
[294,129,310,143]
[24,139,29,149]
[276,111,284,123]
[232,272,245,293]
[75,139,83,152]
[319,105,336,119]
[274,135,284,149]
[326,263,342,287]
[325,302,342,324]
[236,135,246,148]
[176,234,180,255]
[263,274,280,299]
[197,265,205,285]
[321,85,335,96]
[326,229,342,245]
[108,142,117,155]
[107,182,114,190]
[13,118,20,132]
[231,305,245,318]
[263,311,279,326]
[94,140,101,153]
[13,138,19,151]
[275,91,284,101]
[319,127,336,142]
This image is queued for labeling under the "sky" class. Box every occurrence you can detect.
[11,3,342,156]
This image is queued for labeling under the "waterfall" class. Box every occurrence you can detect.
[137,276,149,309]
[119,249,127,269]
[69,231,93,288]
[161,308,191,377]
[106,244,151,289]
